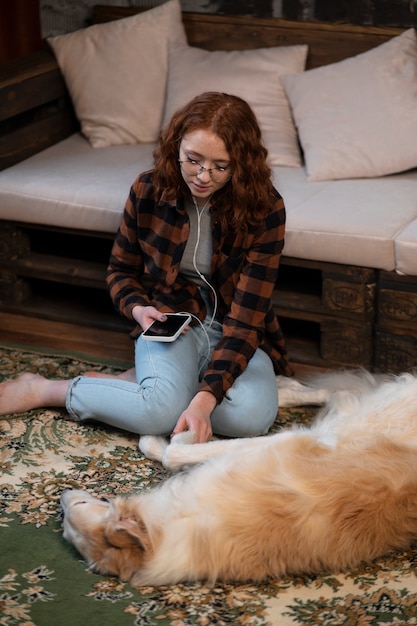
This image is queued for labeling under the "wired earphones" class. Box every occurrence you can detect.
[179,195,218,366]
[191,194,218,333]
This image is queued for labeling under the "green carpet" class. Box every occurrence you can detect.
[1,344,417,625]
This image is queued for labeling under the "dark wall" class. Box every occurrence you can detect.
[214,1,275,17]
[313,0,417,26]
[2,0,415,57]
[225,0,417,26]
[0,0,42,63]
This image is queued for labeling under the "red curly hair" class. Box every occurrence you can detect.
[152,92,274,231]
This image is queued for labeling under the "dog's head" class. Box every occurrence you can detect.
[60,489,153,583]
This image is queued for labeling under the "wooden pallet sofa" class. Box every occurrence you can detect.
[0,1,416,371]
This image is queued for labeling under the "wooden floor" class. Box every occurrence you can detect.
[0,310,323,376]
[0,311,135,366]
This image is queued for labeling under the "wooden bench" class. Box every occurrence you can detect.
[0,6,414,370]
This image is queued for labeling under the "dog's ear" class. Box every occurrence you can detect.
[105,517,151,551]
[100,518,152,584]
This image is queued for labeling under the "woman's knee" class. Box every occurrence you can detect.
[211,384,278,437]
[140,379,192,425]
[210,351,278,437]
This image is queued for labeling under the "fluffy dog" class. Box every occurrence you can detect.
[61,371,417,587]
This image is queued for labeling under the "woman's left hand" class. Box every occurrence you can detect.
[172,391,217,443]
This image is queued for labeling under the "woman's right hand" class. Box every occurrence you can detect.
[132,305,167,331]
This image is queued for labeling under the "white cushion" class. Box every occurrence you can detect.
[48,0,186,148]
[282,28,417,181]
[162,43,308,167]
[0,134,155,232]
[272,166,417,271]
[395,217,417,275]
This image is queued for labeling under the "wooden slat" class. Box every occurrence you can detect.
[274,291,323,317]
[0,49,64,120]
[0,252,107,289]
[377,270,417,327]
[181,13,403,67]
[93,6,404,68]
[321,318,373,367]
[92,5,147,22]
[374,326,417,372]
[0,68,68,121]
[0,48,58,86]
[278,257,376,320]
[0,107,77,169]
[0,46,77,169]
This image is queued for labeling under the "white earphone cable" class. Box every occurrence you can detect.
[180,196,219,364]
[192,197,218,331]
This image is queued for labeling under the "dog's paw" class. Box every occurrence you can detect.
[170,431,197,445]
[138,436,169,462]
[162,431,197,472]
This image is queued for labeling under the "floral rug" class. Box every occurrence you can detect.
[1,344,417,626]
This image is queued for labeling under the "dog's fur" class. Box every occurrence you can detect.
[61,371,417,587]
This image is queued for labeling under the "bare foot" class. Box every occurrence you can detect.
[0,373,69,416]
[84,367,137,383]
[0,373,48,416]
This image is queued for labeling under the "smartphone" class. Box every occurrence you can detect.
[142,313,191,342]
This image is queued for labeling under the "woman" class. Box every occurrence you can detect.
[0,92,293,443]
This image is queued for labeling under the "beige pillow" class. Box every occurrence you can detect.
[162,43,308,167]
[282,28,417,181]
[48,0,186,148]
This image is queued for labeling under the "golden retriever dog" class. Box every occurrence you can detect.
[61,371,417,587]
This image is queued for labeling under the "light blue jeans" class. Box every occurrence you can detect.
[66,318,278,437]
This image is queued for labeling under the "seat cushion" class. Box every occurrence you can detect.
[273,166,417,272]
[395,219,417,275]
[0,134,156,233]
[1,133,417,275]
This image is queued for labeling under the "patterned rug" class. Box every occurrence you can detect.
[1,344,417,626]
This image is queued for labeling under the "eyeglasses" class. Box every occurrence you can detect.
[178,159,231,183]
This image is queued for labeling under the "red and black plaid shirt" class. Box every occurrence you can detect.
[107,171,293,403]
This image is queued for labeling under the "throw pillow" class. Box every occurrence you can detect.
[281,28,417,181]
[162,43,308,167]
[48,0,186,148]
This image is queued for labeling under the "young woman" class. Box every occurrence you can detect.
[0,92,293,443]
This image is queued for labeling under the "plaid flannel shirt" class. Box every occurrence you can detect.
[107,171,293,403]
